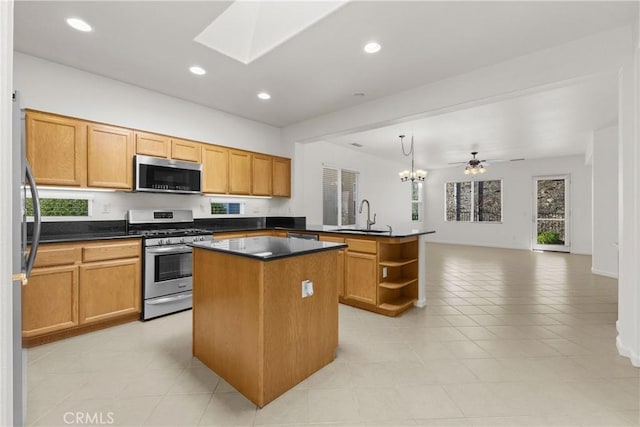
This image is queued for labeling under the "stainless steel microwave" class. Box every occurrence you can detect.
[135,155,202,194]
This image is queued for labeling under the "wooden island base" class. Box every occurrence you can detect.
[192,247,339,408]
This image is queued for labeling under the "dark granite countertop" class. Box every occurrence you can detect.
[191,236,347,261]
[283,225,436,238]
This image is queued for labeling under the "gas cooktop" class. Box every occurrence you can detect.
[129,228,212,238]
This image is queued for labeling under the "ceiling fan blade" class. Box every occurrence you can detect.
[448,161,468,165]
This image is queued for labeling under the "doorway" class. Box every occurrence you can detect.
[532,175,570,252]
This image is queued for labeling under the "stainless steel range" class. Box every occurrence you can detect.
[126,209,212,320]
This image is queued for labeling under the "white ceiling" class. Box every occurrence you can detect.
[13,0,635,129]
[325,74,619,169]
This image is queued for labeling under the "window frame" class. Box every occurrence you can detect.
[209,198,246,216]
[444,179,503,224]
[26,189,93,219]
[322,165,359,227]
[411,181,423,222]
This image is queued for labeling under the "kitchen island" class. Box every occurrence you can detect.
[190,237,346,407]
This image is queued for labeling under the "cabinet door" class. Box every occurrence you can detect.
[22,265,79,337]
[272,157,291,198]
[26,111,87,187]
[345,252,377,305]
[202,144,229,194]
[171,138,201,163]
[252,154,273,196]
[87,124,134,189]
[228,149,252,195]
[79,258,141,325]
[135,131,169,158]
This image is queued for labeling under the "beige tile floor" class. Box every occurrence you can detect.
[25,243,639,426]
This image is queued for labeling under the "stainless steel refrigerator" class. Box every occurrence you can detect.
[11,91,41,426]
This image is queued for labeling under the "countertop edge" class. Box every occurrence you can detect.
[33,227,435,243]
[191,239,347,262]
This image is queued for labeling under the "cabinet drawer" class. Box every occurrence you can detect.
[32,245,81,268]
[346,238,377,254]
[83,240,141,262]
[319,234,345,243]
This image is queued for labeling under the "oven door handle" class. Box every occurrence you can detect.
[147,293,192,305]
[146,245,192,254]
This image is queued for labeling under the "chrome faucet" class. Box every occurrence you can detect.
[359,199,376,230]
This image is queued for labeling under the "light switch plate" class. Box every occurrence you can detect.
[302,280,314,298]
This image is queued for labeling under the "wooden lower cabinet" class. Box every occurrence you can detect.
[23,239,142,347]
[22,265,79,338]
[345,251,377,305]
[79,258,141,325]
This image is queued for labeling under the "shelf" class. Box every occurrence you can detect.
[379,258,417,267]
[378,296,416,312]
[379,278,417,290]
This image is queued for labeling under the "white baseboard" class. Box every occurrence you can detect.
[616,336,640,367]
[591,267,618,279]
[570,250,592,255]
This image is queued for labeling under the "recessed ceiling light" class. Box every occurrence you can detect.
[364,42,381,54]
[257,92,271,100]
[189,66,206,76]
[66,17,92,32]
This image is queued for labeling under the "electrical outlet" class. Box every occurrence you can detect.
[382,266,388,278]
[102,203,110,214]
[301,280,314,298]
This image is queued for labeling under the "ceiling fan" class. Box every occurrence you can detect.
[449,151,490,174]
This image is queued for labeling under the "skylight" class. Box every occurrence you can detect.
[194,1,348,65]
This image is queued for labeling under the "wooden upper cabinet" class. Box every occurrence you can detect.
[202,144,229,194]
[134,131,170,158]
[171,138,201,163]
[272,157,291,198]
[87,124,134,190]
[26,110,87,187]
[228,149,252,195]
[252,154,273,196]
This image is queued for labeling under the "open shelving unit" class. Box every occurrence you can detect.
[377,238,419,316]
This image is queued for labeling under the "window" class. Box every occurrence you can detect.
[211,202,245,215]
[322,167,358,226]
[26,197,90,217]
[411,182,423,221]
[446,180,502,222]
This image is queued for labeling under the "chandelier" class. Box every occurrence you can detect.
[463,151,486,175]
[397,135,427,182]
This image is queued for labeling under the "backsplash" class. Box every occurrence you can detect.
[31,187,293,222]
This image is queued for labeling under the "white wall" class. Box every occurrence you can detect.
[0,1,14,424]
[14,53,293,220]
[424,155,592,254]
[592,126,618,278]
[295,141,421,228]
[616,9,640,367]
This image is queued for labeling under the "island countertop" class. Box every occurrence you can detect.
[190,236,347,261]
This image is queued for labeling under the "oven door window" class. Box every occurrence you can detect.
[154,251,192,282]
